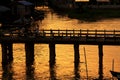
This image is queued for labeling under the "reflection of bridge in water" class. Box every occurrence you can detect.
[1,29,120,79]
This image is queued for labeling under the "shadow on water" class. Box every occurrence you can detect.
[50,7,120,22]
[2,63,14,80]
[68,8,120,22]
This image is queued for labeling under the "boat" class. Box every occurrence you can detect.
[110,70,120,79]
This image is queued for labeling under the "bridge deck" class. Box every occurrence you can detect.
[0,29,120,45]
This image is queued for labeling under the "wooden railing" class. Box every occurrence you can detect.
[39,29,120,38]
[1,29,120,38]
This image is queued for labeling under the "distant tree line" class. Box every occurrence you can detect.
[0,0,11,6]
[89,0,120,4]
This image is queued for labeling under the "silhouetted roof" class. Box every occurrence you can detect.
[18,1,33,6]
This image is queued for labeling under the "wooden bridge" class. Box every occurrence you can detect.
[1,29,120,80]
[1,29,120,45]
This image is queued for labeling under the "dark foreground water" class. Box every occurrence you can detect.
[0,6,120,80]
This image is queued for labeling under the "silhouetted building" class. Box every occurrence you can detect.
[49,0,75,9]
[0,0,35,26]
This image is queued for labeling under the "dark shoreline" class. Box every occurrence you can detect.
[50,6,120,22]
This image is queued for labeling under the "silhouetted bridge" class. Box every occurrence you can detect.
[1,29,120,45]
[1,29,120,79]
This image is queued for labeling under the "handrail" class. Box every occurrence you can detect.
[1,29,120,38]
[39,29,120,37]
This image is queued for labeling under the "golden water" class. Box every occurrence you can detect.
[0,7,120,80]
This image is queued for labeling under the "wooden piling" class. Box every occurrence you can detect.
[98,44,103,80]
[49,62,56,80]
[49,43,56,64]
[74,43,80,63]
[7,43,13,62]
[74,43,80,79]
[25,42,34,66]
[26,65,35,79]
[74,58,80,79]
[1,43,13,65]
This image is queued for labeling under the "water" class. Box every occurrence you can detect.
[1,6,120,80]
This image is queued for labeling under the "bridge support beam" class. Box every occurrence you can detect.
[74,43,80,79]
[1,43,13,65]
[74,43,80,64]
[49,43,56,64]
[98,44,103,80]
[25,42,34,66]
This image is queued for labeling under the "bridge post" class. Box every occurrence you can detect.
[1,43,13,65]
[25,42,34,66]
[74,46,80,79]
[98,44,103,80]
[49,43,56,64]
[49,61,56,80]
[74,43,80,63]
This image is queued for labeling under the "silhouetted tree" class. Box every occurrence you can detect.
[110,0,120,4]
[89,0,97,4]
[0,0,11,6]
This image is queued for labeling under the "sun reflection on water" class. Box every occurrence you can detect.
[0,7,120,79]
